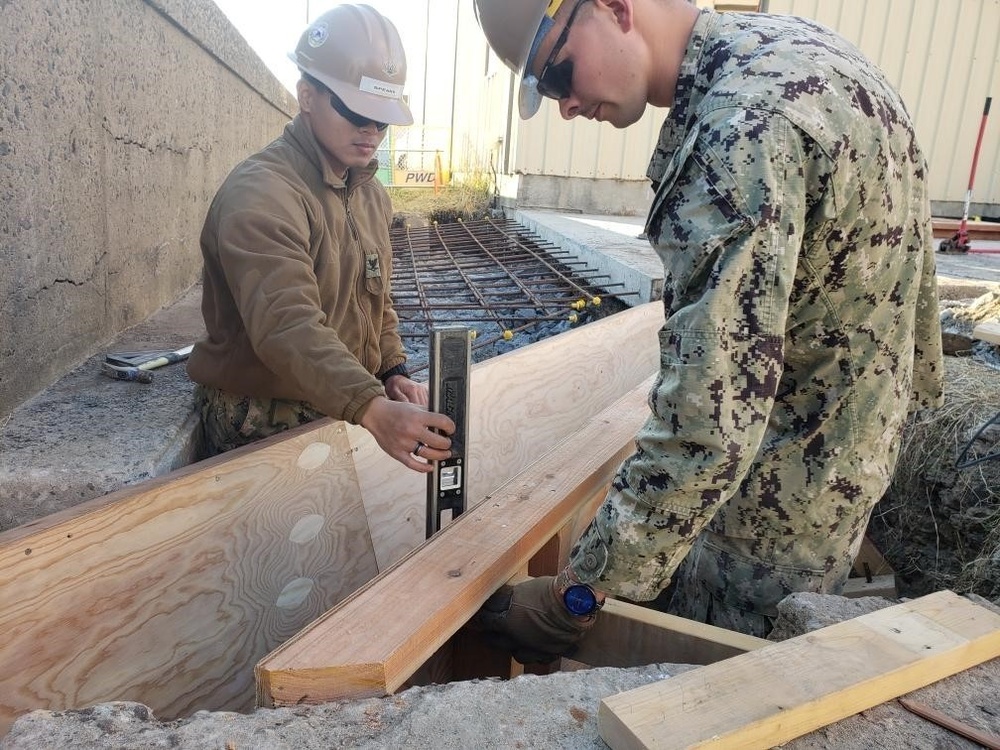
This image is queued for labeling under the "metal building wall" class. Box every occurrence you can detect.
[455,0,999,216]
[763,0,1000,216]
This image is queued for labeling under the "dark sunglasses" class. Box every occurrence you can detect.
[328,91,389,132]
[536,0,590,100]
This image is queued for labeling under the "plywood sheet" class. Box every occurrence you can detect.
[0,421,377,736]
[256,376,655,708]
[359,301,663,570]
[599,590,1000,750]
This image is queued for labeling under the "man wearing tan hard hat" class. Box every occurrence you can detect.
[188,4,454,472]
[471,0,943,662]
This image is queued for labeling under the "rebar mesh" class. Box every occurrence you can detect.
[390,217,639,375]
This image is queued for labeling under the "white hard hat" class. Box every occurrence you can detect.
[288,4,413,126]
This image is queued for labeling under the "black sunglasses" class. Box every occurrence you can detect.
[536,0,590,101]
[328,90,389,132]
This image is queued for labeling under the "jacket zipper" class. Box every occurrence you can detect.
[344,195,374,372]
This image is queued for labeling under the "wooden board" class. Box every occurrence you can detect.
[932,217,1000,241]
[357,301,663,570]
[973,321,1000,345]
[845,536,897,598]
[0,421,378,736]
[574,599,767,669]
[255,376,656,708]
[598,590,1000,750]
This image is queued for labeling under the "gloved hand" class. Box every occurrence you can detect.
[473,576,598,664]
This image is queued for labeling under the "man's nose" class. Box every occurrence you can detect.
[559,96,582,120]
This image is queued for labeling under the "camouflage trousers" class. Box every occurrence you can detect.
[194,385,325,458]
[662,528,859,638]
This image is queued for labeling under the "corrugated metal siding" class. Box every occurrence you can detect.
[763,0,1000,211]
[451,1,514,180]
[515,102,669,181]
[456,0,999,213]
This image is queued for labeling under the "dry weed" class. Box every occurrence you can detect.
[869,357,1000,602]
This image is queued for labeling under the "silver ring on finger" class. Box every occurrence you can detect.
[413,441,425,456]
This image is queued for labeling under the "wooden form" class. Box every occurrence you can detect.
[843,535,898,598]
[256,376,657,706]
[355,301,663,570]
[0,302,663,736]
[0,421,378,735]
[599,590,1000,750]
[574,599,766,669]
[257,374,770,707]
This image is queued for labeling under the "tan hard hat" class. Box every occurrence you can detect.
[288,4,413,126]
[473,0,570,119]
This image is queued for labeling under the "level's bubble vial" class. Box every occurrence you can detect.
[439,466,462,491]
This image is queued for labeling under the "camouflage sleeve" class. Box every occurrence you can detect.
[569,109,826,601]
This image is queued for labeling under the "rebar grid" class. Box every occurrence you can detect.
[390,217,637,375]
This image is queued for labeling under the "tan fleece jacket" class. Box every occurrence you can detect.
[187,115,406,423]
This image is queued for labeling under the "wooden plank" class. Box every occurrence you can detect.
[255,375,656,708]
[851,535,895,577]
[846,536,897,598]
[598,590,1000,750]
[574,599,768,669]
[356,301,663,570]
[932,217,1000,241]
[973,321,1000,345]
[0,421,378,737]
[842,574,897,599]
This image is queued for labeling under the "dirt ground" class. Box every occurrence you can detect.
[868,289,1000,605]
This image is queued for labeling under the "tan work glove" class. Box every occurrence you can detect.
[473,576,597,664]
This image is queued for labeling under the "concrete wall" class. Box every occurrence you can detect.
[0,0,297,417]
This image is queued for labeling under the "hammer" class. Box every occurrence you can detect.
[101,345,194,384]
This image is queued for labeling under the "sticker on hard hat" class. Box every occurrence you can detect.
[308,23,328,47]
[360,76,403,100]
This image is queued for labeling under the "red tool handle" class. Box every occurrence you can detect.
[966,97,992,192]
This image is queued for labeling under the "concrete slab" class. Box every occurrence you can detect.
[0,283,205,531]
[516,209,664,304]
[935,239,1000,283]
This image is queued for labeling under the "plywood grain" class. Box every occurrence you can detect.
[360,301,663,570]
[256,376,655,708]
[598,590,1000,750]
[0,421,377,736]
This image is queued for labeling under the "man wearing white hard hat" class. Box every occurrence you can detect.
[188,4,454,471]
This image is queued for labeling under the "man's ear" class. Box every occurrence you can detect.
[601,0,634,32]
[296,79,315,114]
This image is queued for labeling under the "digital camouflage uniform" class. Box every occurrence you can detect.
[194,386,326,457]
[568,11,944,636]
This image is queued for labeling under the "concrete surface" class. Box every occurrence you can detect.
[516,210,665,303]
[0,283,206,531]
[3,593,998,749]
[0,0,297,417]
